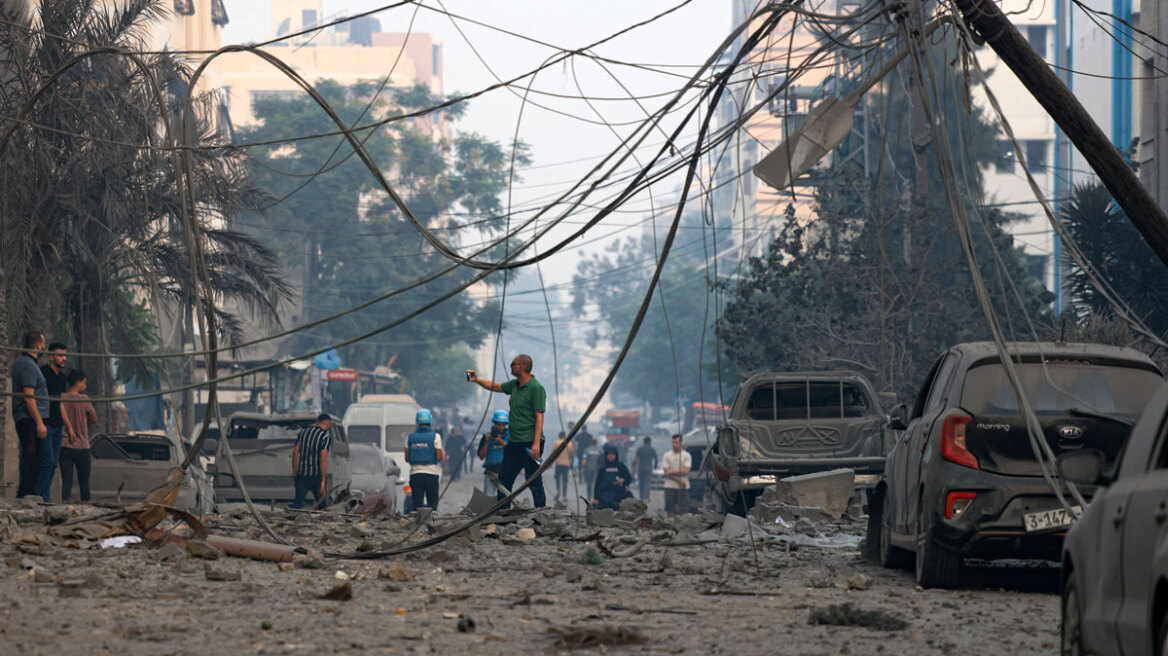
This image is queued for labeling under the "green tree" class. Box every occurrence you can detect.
[717,48,1053,402]
[0,0,290,414]
[1061,180,1168,339]
[240,81,526,406]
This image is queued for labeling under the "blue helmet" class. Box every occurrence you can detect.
[415,408,433,425]
[492,409,509,424]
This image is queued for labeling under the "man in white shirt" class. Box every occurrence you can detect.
[662,434,692,516]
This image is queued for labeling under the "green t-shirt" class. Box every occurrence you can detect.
[500,376,546,443]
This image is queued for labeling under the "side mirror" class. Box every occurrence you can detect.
[386,467,401,478]
[887,404,909,431]
[1057,449,1107,486]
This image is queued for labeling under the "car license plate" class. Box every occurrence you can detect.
[1023,506,1082,532]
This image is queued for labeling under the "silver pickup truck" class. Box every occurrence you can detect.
[705,372,887,514]
[212,412,351,504]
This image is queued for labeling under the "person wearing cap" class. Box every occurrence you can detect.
[292,413,332,510]
[591,443,633,511]
[405,408,444,511]
[466,354,548,507]
[477,410,510,497]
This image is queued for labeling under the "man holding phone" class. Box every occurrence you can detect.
[466,354,547,508]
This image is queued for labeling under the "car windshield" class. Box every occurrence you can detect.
[961,362,1162,418]
[745,381,872,420]
[348,425,381,446]
[229,423,310,440]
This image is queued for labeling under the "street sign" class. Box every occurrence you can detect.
[326,368,358,381]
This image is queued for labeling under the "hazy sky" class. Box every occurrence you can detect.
[220,1,733,283]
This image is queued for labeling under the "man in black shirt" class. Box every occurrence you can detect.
[34,343,71,500]
[632,437,658,502]
[291,414,332,509]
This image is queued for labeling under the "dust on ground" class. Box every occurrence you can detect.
[0,482,1059,656]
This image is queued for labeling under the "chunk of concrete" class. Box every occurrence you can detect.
[763,469,855,519]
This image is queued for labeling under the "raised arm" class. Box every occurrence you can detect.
[466,370,503,393]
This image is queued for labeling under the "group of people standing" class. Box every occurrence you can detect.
[11,331,98,502]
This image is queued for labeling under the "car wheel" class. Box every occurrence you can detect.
[915,501,962,588]
[866,487,911,569]
[1061,575,1085,656]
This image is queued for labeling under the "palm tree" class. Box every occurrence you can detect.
[0,0,291,429]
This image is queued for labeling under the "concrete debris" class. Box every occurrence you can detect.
[43,506,71,525]
[619,498,648,516]
[516,528,537,541]
[752,502,834,526]
[32,568,55,583]
[456,615,476,633]
[204,565,242,581]
[185,539,223,560]
[847,574,872,591]
[808,603,907,631]
[318,581,353,601]
[586,509,615,528]
[294,550,327,570]
[548,625,647,649]
[763,469,856,519]
[155,542,185,562]
[381,562,413,582]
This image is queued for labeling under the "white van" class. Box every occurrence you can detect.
[342,397,420,480]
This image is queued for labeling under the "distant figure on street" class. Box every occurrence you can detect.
[461,417,476,473]
[467,354,547,508]
[12,331,48,498]
[592,443,632,510]
[291,414,332,510]
[632,436,658,502]
[552,430,573,503]
[580,437,602,502]
[663,434,692,516]
[35,342,71,500]
[573,423,593,470]
[405,409,444,511]
[445,419,465,483]
[59,369,97,502]
[478,410,509,497]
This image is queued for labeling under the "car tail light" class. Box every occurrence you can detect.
[945,491,977,519]
[712,462,731,482]
[940,412,978,469]
[403,484,412,494]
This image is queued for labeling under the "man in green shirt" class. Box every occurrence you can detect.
[467,354,547,507]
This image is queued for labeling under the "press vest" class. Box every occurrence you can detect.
[483,428,509,467]
[407,428,438,465]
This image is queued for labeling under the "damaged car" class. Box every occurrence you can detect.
[89,431,215,515]
[868,341,1162,589]
[213,412,351,505]
[706,372,886,514]
[347,443,400,513]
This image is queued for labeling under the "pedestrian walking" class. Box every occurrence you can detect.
[573,422,592,470]
[592,443,632,510]
[466,354,547,507]
[445,422,464,483]
[12,331,48,498]
[35,342,70,500]
[405,409,444,511]
[632,436,658,502]
[580,437,601,502]
[663,434,692,515]
[291,414,332,510]
[461,417,476,473]
[552,430,573,502]
[477,410,509,497]
[59,369,97,503]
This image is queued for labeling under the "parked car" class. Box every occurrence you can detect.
[706,372,887,514]
[89,431,214,515]
[867,341,1162,588]
[1060,380,1168,655]
[213,412,351,504]
[349,443,400,513]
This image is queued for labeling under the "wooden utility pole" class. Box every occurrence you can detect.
[952,0,1168,268]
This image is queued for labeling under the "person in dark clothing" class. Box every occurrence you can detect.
[35,342,70,500]
[478,410,509,497]
[405,409,444,511]
[445,425,465,483]
[12,331,48,498]
[59,369,97,502]
[467,354,548,508]
[591,444,633,511]
[291,414,332,509]
[632,436,658,502]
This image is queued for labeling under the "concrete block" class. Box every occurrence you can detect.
[763,468,855,519]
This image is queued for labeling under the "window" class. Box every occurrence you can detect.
[432,44,440,76]
[1027,26,1048,60]
[1025,139,1048,171]
[348,425,381,446]
[746,381,874,420]
[301,9,317,29]
[995,140,1016,174]
[961,362,1162,419]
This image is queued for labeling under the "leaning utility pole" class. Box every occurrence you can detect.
[953,0,1168,268]
[1139,0,1168,209]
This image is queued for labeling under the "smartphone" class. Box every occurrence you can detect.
[465,371,473,381]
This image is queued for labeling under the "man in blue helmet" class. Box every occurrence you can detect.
[405,409,444,511]
[591,443,633,511]
[467,354,548,507]
[477,410,509,497]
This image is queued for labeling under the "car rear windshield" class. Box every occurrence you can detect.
[745,381,873,420]
[229,423,310,440]
[384,425,414,452]
[351,451,383,475]
[961,362,1162,418]
[348,425,381,446]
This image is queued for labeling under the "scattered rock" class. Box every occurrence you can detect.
[42,506,70,525]
[548,625,646,649]
[294,550,327,570]
[516,528,536,541]
[456,615,476,633]
[205,565,242,582]
[794,518,818,537]
[32,569,55,583]
[764,469,855,519]
[848,574,872,591]
[619,498,648,516]
[563,567,583,583]
[587,509,615,528]
[808,603,907,631]
[381,562,413,582]
[278,563,295,572]
[185,540,223,560]
[427,550,458,567]
[318,581,353,601]
[156,543,185,562]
